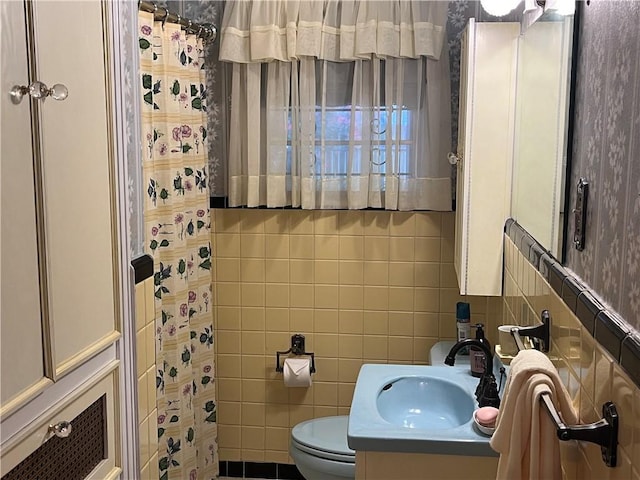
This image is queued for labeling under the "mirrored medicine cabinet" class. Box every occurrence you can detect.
[510,12,575,260]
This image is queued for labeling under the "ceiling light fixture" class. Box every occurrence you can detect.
[480,0,521,17]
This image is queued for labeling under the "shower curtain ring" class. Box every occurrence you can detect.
[159,6,169,27]
[187,19,193,34]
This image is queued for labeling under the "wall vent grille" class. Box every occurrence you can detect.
[2,396,106,480]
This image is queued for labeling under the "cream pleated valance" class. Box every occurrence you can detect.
[219,0,449,63]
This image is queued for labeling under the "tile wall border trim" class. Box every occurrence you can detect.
[505,219,640,389]
[218,461,304,479]
[131,254,153,284]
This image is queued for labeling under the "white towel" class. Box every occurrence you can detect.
[490,350,578,480]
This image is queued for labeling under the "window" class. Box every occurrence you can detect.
[286,106,414,182]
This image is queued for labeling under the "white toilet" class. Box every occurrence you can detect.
[290,416,355,480]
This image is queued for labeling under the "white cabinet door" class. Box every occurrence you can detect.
[33,0,120,378]
[0,0,50,413]
[454,19,518,296]
[1,0,121,414]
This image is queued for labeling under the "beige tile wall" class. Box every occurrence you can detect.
[212,209,494,463]
[135,277,159,479]
[503,235,639,480]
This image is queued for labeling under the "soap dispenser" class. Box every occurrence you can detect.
[470,323,491,378]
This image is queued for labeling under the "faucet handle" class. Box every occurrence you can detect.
[475,373,490,400]
[475,374,487,402]
[478,375,501,409]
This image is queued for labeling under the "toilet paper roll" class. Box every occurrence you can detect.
[283,357,312,387]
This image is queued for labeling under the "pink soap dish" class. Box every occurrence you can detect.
[473,407,498,436]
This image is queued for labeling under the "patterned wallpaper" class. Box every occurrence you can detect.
[118,0,144,258]
[153,0,228,197]
[125,0,227,255]
[185,0,501,196]
[179,0,523,197]
[565,1,640,332]
[123,0,523,203]
[446,1,523,150]
[182,1,229,198]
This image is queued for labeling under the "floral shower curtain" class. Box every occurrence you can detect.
[139,11,218,480]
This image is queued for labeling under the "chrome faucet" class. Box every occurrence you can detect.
[444,339,500,408]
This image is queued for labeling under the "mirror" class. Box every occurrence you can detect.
[510,13,574,259]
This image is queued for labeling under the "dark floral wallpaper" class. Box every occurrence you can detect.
[173,0,521,196]
[125,0,227,254]
[446,1,523,150]
[163,1,229,197]
[120,0,143,257]
[566,1,640,332]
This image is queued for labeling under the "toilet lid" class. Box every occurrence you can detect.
[291,416,355,458]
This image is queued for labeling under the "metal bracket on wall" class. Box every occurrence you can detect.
[510,310,619,468]
[275,334,316,374]
[573,178,589,251]
[510,310,551,353]
[541,393,619,467]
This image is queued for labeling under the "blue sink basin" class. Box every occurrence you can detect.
[376,376,475,429]
[348,363,504,457]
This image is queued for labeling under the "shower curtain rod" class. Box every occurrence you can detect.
[138,0,217,43]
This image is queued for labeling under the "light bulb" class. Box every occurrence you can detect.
[480,0,521,17]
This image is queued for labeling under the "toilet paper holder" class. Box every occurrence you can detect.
[275,334,316,373]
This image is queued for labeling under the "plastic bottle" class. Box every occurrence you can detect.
[470,323,491,378]
[456,302,471,355]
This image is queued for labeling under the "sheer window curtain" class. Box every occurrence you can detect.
[220,0,452,211]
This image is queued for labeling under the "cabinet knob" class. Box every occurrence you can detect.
[49,420,72,438]
[10,81,68,105]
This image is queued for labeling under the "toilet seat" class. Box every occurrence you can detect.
[291,416,355,464]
